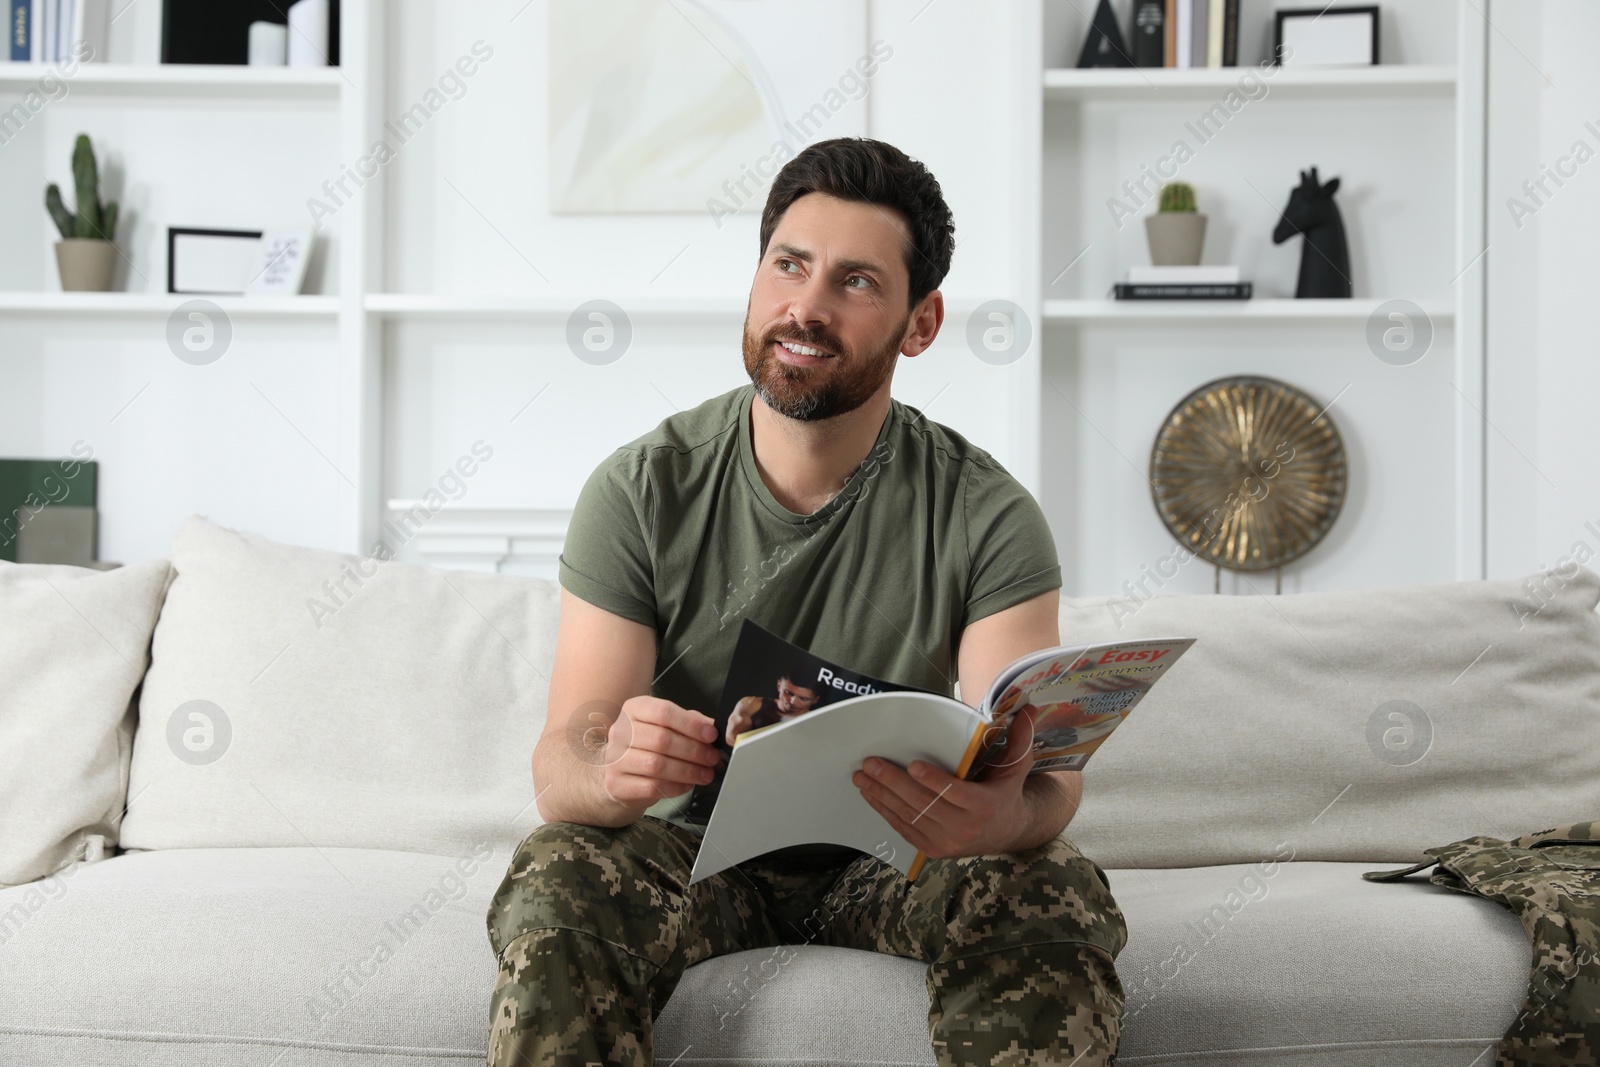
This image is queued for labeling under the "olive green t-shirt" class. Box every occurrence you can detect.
[558,384,1061,830]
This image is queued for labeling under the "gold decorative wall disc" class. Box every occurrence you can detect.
[1149,375,1347,572]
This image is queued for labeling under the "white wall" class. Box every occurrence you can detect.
[380,0,1032,520]
[1484,0,1600,579]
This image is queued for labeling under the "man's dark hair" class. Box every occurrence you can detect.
[760,137,955,310]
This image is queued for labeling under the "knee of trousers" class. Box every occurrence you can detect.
[485,819,694,970]
[932,835,1128,962]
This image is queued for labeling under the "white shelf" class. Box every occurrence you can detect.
[1044,65,1457,103]
[0,292,340,317]
[365,294,748,319]
[1043,298,1455,324]
[0,62,344,99]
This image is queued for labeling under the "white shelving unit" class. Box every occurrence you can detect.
[1043,298,1457,324]
[0,61,345,97]
[0,291,340,316]
[1042,64,1458,101]
[0,0,1492,593]
[1033,0,1487,593]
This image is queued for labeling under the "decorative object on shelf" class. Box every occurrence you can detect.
[1149,375,1347,593]
[167,227,263,295]
[0,456,98,565]
[1077,0,1132,68]
[1272,167,1353,298]
[286,0,329,68]
[1274,5,1379,67]
[160,0,339,65]
[1130,0,1164,67]
[247,229,314,296]
[1144,181,1207,267]
[1114,264,1251,300]
[247,20,288,66]
[46,133,120,293]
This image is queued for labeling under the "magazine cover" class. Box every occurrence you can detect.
[681,620,926,824]
[975,639,1193,774]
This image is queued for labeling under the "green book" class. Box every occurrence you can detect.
[0,458,98,563]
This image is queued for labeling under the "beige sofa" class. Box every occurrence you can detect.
[3,514,1597,1066]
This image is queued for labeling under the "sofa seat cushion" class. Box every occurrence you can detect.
[0,849,1532,1066]
[0,846,504,1066]
[1104,860,1529,1066]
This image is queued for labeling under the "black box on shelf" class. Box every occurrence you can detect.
[160,0,340,65]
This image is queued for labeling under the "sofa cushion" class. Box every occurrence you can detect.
[0,558,171,887]
[0,848,1527,1066]
[1059,567,1600,868]
[119,516,556,859]
[1103,858,1526,1065]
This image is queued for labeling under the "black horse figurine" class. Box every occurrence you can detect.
[1272,167,1352,299]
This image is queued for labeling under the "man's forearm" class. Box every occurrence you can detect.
[1004,771,1083,853]
[532,736,645,829]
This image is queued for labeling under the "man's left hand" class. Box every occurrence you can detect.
[852,704,1037,859]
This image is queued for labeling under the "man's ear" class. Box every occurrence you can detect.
[900,290,945,358]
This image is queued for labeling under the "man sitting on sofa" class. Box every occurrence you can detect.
[484,137,1129,1067]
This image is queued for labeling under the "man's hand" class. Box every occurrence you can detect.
[598,696,723,814]
[724,695,763,748]
[852,705,1039,860]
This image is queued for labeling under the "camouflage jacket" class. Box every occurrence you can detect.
[1364,822,1600,1067]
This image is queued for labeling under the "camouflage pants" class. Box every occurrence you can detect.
[484,816,1128,1066]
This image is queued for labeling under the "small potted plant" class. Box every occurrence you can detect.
[1144,181,1207,267]
[46,134,120,292]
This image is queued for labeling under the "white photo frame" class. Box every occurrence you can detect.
[247,229,314,295]
[1275,6,1380,67]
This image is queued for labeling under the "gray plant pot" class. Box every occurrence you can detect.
[55,239,117,292]
[1144,213,1208,267]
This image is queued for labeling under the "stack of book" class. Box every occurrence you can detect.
[1131,0,1242,68]
[1113,266,1252,301]
[7,0,108,62]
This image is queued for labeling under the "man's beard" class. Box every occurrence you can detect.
[742,311,910,423]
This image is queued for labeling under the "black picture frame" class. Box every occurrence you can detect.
[167,227,264,295]
[1272,5,1380,67]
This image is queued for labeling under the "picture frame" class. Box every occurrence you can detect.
[247,229,314,296]
[1273,5,1379,67]
[167,227,263,295]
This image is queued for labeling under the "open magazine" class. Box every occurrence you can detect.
[688,620,1194,883]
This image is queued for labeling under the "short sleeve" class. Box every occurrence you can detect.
[962,461,1062,626]
[558,449,657,628]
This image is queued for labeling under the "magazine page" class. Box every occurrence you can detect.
[689,691,979,883]
[972,638,1195,777]
[681,619,928,824]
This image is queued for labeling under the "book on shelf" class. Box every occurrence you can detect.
[1163,0,1176,68]
[6,0,105,63]
[1127,265,1241,283]
[1175,0,1192,68]
[1113,281,1253,300]
[687,619,1194,884]
[1146,0,1240,68]
[1207,0,1225,67]
[1131,0,1164,67]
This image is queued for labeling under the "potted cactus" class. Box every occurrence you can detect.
[46,134,120,292]
[1144,181,1207,267]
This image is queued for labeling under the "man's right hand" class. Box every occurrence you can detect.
[600,696,723,813]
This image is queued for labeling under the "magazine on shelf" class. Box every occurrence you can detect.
[687,619,1194,884]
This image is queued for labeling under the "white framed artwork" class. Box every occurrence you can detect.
[547,0,879,214]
